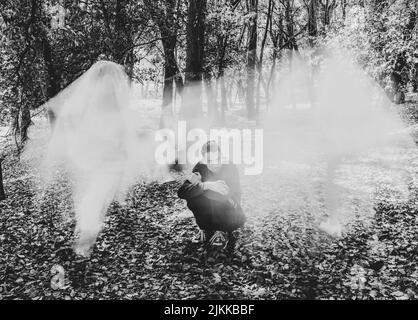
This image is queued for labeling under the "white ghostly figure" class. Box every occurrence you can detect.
[264,51,414,238]
[314,55,411,237]
[43,61,157,257]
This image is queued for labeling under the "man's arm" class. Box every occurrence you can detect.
[207,164,241,208]
[177,172,205,200]
[178,172,230,200]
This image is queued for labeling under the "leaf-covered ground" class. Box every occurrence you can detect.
[2,101,418,300]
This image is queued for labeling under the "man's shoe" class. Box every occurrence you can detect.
[192,229,206,243]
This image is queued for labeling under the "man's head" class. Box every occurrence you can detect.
[201,140,222,171]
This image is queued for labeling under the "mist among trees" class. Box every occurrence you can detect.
[0,0,416,143]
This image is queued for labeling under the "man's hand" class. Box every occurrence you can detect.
[187,172,202,184]
[203,180,230,196]
[228,198,238,209]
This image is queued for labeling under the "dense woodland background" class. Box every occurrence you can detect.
[1,1,418,300]
[0,0,417,145]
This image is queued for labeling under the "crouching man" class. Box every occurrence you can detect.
[178,140,246,249]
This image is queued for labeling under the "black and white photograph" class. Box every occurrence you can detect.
[0,0,418,307]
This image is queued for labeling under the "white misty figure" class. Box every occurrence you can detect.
[314,54,409,237]
[264,51,412,238]
[44,61,139,257]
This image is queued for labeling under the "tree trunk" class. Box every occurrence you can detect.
[267,10,283,100]
[20,103,32,144]
[321,0,337,29]
[41,28,60,127]
[308,0,318,46]
[216,31,229,123]
[161,37,179,111]
[204,71,219,123]
[185,0,206,83]
[390,9,417,104]
[246,0,258,120]
[285,0,298,50]
[9,88,20,135]
[114,0,134,77]
[341,0,347,20]
[412,63,418,93]
[144,0,184,127]
[181,0,206,118]
[256,0,272,115]
[220,75,227,124]
[0,157,5,201]
[307,0,319,107]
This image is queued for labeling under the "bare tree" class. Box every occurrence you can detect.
[341,0,347,20]
[391,7,417,103]
[144,0,184,120]
[307,0,318,45]
[0,157,6,201]
[181,0,207,118]
[38,13,60,127]
[319,0,338,28]
[20,102,31,144]
[267,1,284,97]
[216,29,230,124]
[246,0,258,120]
[114,0,135,76]
[256,0,273,114]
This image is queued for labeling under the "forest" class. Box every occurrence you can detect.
[1,0,418,300]
[1,0,416,137]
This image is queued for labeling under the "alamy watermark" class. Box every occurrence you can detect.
[155,121,264,176]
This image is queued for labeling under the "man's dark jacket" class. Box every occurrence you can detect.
[178,162,246,232]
